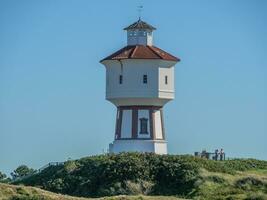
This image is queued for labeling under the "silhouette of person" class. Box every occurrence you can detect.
[215,149,219,161]
[219,148,224,161]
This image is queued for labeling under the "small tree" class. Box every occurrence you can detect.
[11,165,35,179]
[0,171,11,183]
[0,171,7,181]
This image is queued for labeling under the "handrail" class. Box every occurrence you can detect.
[12,161,65,182]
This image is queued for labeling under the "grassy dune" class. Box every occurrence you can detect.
[3,170,267,200]
[194,169,267,200]
[9,153,267,200]
[2,169,267,200]
[0,183,86,200]
[0,183,185,200]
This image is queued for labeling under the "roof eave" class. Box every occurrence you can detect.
[101,57,180,63]
[123,27,156,31]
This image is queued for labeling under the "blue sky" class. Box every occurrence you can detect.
[0,0,266,175]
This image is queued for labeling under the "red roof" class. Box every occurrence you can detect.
[100,45,180,62]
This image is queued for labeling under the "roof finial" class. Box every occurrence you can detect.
[137,5,143,20]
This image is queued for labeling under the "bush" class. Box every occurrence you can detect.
[205,175,226,184]
[235,176,266,191]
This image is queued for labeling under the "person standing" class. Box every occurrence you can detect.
[219,148,224,161]
[215,149,219,161]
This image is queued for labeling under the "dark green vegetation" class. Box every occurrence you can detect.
[11,165,35,179]
[0,172,7,181]
[0,172,11,183]
[14,153,267,200]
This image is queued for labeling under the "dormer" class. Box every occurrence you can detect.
[124,19,156,46]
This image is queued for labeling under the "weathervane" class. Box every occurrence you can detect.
[137,5,143,20]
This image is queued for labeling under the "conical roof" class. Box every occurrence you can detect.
[123,19,156,30]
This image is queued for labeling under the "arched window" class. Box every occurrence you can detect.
[139,118,148,134]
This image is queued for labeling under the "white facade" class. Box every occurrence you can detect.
[159,66,175,99]
[109,139,167,155]
[102,59,176,107]
[154,110,163,139]
[118,108,164,139]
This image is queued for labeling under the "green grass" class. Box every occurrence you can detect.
[0,183,186,200]
[193,169,267,200]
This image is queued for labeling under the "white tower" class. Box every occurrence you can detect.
[100,19,180,154]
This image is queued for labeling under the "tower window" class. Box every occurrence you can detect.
[143,75,147,84]
[165,76,168,84]
[119,75,123,84]
[139,118,148,134]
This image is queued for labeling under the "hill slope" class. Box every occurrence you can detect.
[15,153,267,200]
[0,183,184,200]
[0,183,86,200]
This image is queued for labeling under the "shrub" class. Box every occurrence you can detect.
[235,176,266,191]
[205,175,226,184]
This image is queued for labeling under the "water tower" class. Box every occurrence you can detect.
[100,19,180,154]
